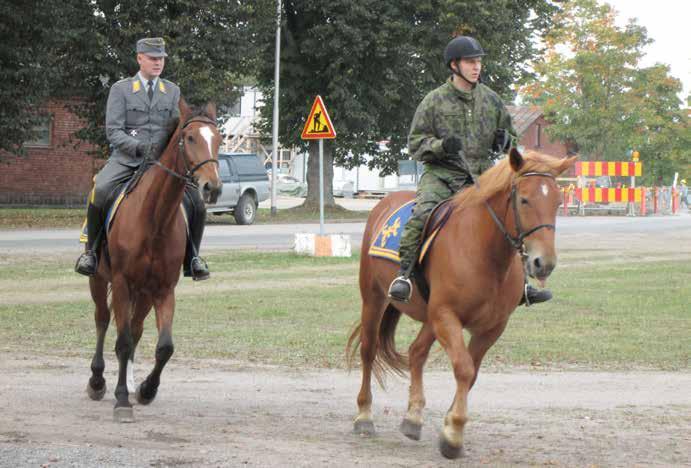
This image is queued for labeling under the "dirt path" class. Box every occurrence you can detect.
[1,355,689,467]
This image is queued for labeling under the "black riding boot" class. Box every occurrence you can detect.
[75,203,103,276]
[388,271,413,303]
[183,191,210,281]
[519,284,553,306]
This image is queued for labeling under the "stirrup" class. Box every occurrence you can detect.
[388,276,413,303]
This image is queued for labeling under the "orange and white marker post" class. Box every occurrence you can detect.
[295,95,350,257]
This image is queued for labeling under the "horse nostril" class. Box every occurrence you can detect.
[533,257,542,271]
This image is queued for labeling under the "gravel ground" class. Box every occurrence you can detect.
[1,355,689,467]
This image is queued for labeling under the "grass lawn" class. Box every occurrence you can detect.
[0,205,368,229]
[0,249,688,371]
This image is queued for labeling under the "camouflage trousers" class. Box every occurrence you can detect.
[398,169,473,273]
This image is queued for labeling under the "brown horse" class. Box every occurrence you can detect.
[347,148,576,458]
[85,99,222,422]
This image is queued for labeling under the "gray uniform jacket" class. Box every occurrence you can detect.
[106,75,181,167]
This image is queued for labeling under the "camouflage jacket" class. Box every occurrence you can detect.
[408,78,516,175]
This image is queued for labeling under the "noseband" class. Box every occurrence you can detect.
[485,172,556,256]
[150,116,219,183]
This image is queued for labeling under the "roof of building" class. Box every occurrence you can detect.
[507,105,543,136]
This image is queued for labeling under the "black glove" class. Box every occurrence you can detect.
[492,128,511,154]
[442,135,463,155]
[136,141,155,159]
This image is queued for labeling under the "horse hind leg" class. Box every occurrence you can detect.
[86,275,110,401]
[400,321,435,441]
[136,289,175,406]
[348,299,390,437]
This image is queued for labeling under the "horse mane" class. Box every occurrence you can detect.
[452,150,568,208]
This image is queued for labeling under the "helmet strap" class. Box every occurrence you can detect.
[450,59,477,87]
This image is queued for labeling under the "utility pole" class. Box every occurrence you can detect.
[270,0,282,216]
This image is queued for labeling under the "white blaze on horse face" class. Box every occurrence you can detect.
[541,183,549,197]
[199,126,219,179]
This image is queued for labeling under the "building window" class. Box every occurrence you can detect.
[535,124,541,148]
[24,115,52,147]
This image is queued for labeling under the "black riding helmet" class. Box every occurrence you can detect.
[444,36,486,67]
[444,36,485,84]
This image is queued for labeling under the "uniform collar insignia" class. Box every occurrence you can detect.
[159,81,167,93]
[132,79,141,93]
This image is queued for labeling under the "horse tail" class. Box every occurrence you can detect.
[345,304,409,389]
[375,304,408,385]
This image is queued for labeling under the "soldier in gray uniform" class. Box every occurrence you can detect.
[387,36,552,305]
[75,37,210,281]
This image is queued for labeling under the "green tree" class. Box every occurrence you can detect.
[0,0,89,155]
[255,0,555,207]
[522,0,689,183]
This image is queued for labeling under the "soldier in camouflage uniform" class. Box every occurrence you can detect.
[74,37,211,281]
[388,36,552,305]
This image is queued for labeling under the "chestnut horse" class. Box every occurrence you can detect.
[347,149,576,458]
[85,99,222,422]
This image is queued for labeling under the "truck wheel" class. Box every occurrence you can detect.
[234,193,257,225]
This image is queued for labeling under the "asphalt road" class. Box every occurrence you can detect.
[1,211,689,254]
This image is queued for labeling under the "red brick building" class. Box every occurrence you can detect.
[507,105,575,158]
[0,100,100,206]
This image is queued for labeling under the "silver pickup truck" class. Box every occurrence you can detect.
[206,152,270,225]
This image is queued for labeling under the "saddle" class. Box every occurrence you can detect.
[79,162,189,244]
[368,197,456,302]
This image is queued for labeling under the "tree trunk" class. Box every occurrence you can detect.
[304,140,336,208]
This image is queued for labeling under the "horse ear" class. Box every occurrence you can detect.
[179,96,190,119]
[558,156,578,175]
[203,102,217,121]
[509,147,524,172]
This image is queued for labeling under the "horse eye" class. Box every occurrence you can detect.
[520,197,529,205]
[187,136,195,143]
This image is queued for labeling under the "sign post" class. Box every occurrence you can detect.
[301,95,336,236]
[294,95,350,257]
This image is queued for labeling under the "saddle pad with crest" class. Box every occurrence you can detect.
[368,199,455,265]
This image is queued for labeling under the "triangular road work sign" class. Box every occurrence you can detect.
[301,95,336,140]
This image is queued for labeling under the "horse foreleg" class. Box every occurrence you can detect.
[111,276,135,422]
[136,289,175,406]
[432,308,474,459]
[353,301,385,436]
[400,321,435,441]
[128,293,153,394]
[467,322,507,390]
[86,275,110,401]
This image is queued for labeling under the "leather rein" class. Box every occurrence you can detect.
[484,172,557,258]
[149,116,219,182]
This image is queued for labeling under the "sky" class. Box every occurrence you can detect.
[603,0,690,102]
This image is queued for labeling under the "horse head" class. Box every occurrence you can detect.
[178,98,223,204]
[507,148,577,284]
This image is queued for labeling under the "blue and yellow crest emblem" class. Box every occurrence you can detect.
[368,200,415,263]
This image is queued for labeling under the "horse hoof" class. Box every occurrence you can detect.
[439,437,463,459]
[113,406,135,423]
[135,383,157,405]
[400,418,422,441]
[353,419,375,436]
[86,382,106,401]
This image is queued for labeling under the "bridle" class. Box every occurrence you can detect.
[150,116,219,183]
[484,172,557,258]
